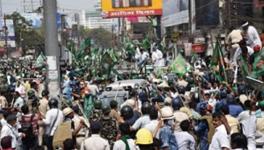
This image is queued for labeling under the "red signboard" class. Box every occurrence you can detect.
[101,0,162,18]
[102,9,162,18]
[192,44,205,53]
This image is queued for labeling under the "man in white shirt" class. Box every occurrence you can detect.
[152,47,163,67]
[232,39,254,68]
[242,22,262,52]
[135,47,149,70]
[237,100,257,150]
[113,123,137,150]
[209,113,230,150]
[13,91,25,110]
[131,102,151,131]
[174,120,195,150]
[81,121,110,150]
[0,114,24,149]
[39,98,64,150]
[144,106,159,138]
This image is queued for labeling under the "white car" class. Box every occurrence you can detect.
[105,79,149,91]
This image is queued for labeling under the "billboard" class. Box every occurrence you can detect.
[0,19,16,48]
[22,13,42,28]
[101,0,162,18]
[162,0,189,27]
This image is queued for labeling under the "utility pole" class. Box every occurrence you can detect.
[188,0,196,35]
[3,15,8,58]
[43,0,60,96]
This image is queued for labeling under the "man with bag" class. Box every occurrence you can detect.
[38,98,64,150]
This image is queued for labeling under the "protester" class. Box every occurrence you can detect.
[113,123,137,150]
[0,136,13,150]
[20,104,40,149]
[241,21,262,52]
[174,120,196,150]
[38,98,64,150]
[0,114,24,149]
[209,112,230,150]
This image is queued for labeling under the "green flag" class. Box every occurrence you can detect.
[170,54,188,76]
[84,95,94,118]
[210,41,227,82]
[35,52,46,68]
[251,48,264,78]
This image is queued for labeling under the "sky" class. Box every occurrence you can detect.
[2,0,97,14]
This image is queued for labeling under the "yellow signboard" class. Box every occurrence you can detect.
[101,0,162,18]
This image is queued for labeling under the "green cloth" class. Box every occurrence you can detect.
[84,95,94,118]
[121,135,130,150]
[170,54,188,77]
[258,100,264,107]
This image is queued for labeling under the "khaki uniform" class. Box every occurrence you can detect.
[0,96,8,109]
[225,114,240,134]
[73,114,88,149]
[109,109,121,123]
[38,97,49,146]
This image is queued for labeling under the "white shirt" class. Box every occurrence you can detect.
[226,29,243,45]
[0,124,20,148]
[131,115,151,130]
[233,46,254,66]
[88,84,99,96]
[246,26,262,49]
[113,139,138,150]
[209,124,230,150]
[13,97,24,109]
[237,110,257,150]
[152,49,163,67]
[174,131,195,150]
[81,134,110,150]
[43,108,64,136]
[145,120,160,138]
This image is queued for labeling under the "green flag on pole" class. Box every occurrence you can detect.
[210,41,227,82]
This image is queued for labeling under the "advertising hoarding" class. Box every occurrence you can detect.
[162,0,189,27]
[101,0,162,18]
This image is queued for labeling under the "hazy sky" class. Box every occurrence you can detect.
[2,0,97,14]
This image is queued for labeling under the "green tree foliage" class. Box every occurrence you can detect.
[80,27,114,48]
[5,12,44,55]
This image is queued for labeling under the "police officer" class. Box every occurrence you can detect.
[89,100,102,122]
[100,105,118,148]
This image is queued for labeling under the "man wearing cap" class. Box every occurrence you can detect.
[81,121,110,150]
[241,22,262,53]
[159,106,178,150]
[226,27,243,59]
[63,107,85,140]
[0,114,24,149]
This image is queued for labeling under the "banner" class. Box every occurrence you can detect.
[101,0,162,18]
[0,19,16,48]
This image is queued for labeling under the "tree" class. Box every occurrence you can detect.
[84,27,114,48]
[5,12,44,55]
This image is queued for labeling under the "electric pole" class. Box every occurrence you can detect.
[43,0,60,96]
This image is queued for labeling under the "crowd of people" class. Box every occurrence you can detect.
[0,22,263,150]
